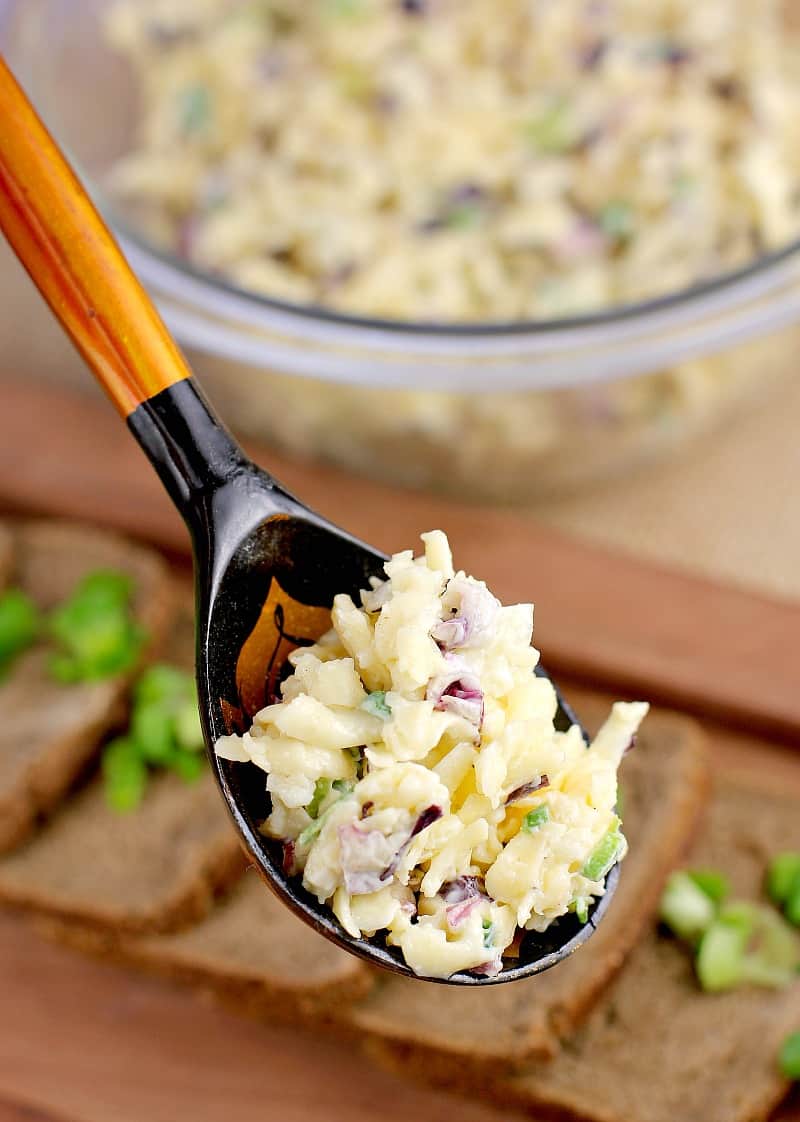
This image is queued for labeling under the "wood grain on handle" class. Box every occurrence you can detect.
[0,58,191,417]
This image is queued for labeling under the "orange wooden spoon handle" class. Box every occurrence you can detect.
[0,57,191,417]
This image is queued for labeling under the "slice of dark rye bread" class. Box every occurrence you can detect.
[39,870,374,1016]
[0,520,175,852]
[368,772,800,1122]
[343,710,710,1070]
[0,596,247,933]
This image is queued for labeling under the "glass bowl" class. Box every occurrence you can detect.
[4,0,800,501]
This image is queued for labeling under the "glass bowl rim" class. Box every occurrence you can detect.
[109,202,800,340]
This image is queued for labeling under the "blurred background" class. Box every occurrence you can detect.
[1,4,800,1122]
[0,0,799,604]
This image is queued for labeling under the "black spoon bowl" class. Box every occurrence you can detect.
[0,57,619,984]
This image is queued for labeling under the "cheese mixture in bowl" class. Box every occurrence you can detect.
[106,0,800,322]
[215,532,647,978]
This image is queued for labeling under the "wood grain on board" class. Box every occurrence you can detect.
[1,379,799,743]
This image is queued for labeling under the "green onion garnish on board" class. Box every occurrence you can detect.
[767,852,800,907]
[779,1032,800,1081]
[660,871,718,945]
[696,919,749,992]
[102,736,148,814]
[687,869,730,905]
[101,664,205,812]
[49,570,145,683]
[0,588,40,676]
[661,868,800,994]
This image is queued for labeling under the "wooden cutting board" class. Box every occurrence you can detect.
[0,709,797,1122]
[0,379,798,1122]
[1,379,799,743]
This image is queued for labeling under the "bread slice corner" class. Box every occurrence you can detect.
[367,769,800,1122]
[36,865,375,1019]
[0,520,176,853]
[340,708,711,1074]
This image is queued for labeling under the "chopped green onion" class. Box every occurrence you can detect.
[779,1032,800,1080]
[573,897,590,924]
[135,664,194,706]
[445,204,483,230]
[362,690,392,719]
[48,570,144,683]
[102,737,147,813]
[698,903,800,992]
[167,747,204,784]
[522,805,550,832]
[614,783,624,817]
[660,871,717,944]
[101,663,206,812]
[673,171,696,195]
[131,702,175,765]
[482,918,494,949]
[523,99,575,154]
[298,781,355,847]
[67,570,133,610]
[298,815,326,848]
[696,920,748,992]
[174,701,204,752]
[306,777,332,819]
[582,824,624,880]
[0,589,40,672]
[688,870,730,906]
[178,84,211,135]
[598,200,635,242]
[784,882,800,928]
[327,0,364,16]
[767,853,800,907]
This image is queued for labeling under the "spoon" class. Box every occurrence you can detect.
[0,58,618,984]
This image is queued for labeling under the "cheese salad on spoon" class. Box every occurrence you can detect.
[216,531,647,979]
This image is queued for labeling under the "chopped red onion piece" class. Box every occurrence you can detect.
[410,804,444,837]
[281,840,298,876]
[555,219,607,263]
[506,775,550,804]
[470,956,503,978]
[383,805,444,878]
[430,615,469,649]
[440,876,484,904]
[440,876,487,928]
[438,577,500,648]
[446,896,483,928]
[426,656,484,729]
[338,824,400,896]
